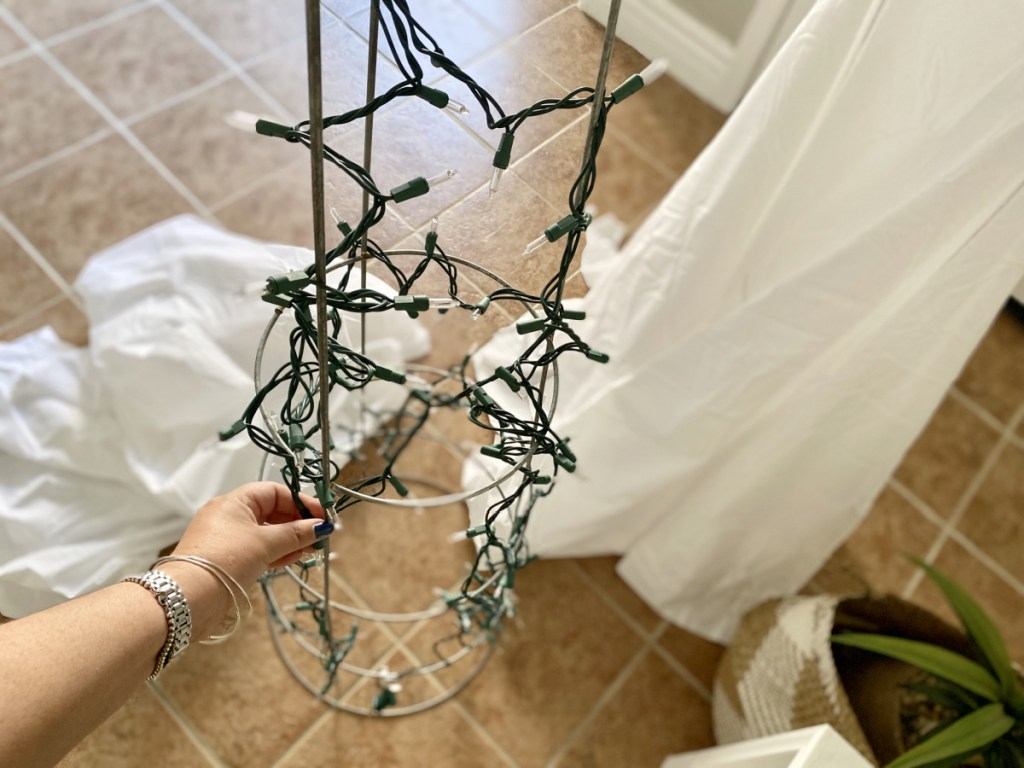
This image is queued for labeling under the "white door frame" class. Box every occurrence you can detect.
[579,0,816,112]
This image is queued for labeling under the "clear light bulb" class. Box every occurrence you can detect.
[429,216,439,234]
[523,233,549,255]
[425,169,458,187]
[489,167,504,199]
[445,98,469,115]
[429,297,457,309]
[639,58,669,85]
[448,529,469,543]
[330,206,342,224]
[224,110,261,132]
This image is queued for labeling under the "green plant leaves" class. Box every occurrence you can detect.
[884,703,1015,768]
[832,633,1000,701]
[910,557,1024,713]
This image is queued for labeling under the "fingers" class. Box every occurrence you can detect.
[231,482,325,524]
[260,517,335,565]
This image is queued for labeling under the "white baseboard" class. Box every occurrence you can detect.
[580,0,735,111]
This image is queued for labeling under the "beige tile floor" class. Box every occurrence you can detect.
[0,1,1022,766]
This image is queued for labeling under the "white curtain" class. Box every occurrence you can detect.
[466,0,1024,642]
[0,217,428,617]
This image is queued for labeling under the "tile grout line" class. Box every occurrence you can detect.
[0,213,84,309]
[606,123,684,182]
[448,699,520,768]
[208,159,305,214]
[153,0,298,124]
[900,408,1022,600]
[270,709,333,768]
[34,0,155,49]
[948,384,1011,436]
[120,68,235,127]
[569,558,717,702]
[0,46,34,69]
[946,528,1024,597]
[567,560,660,643]
[646,632,716,703]
[0,128,114,189]
[887,478,953,532]
[0,0,154,71]
[0,7,214,219]
[0,294,67,337]
[545,633,659,768]
[148,682,229,768]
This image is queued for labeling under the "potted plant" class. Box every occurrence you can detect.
[831,559,1024,767]
[712,560,1023,768]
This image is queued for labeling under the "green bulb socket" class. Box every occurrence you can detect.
[480,444,504,458]
[372,689,397,712]
[414,84,450,109]
[611,73,644,104]
[585,349,610,364]
[473,296,491,316]
[544,213,579,244]
[472,386,495,408]
[218,419,246,441]
[555,454,577,473]
[390,475,409,497]
[557,439,577,462]
[562,309,587,321]
[466,525,488,538]
[261,293,291,308]
[312,539,327,550]
[391,176,429,202]
[516,317,546,335]
[266,271,311,294]
[493,133,515,170]
[533,474,551,485]
[315,479,335,508]
[255,119,298,140]
[495,366,520,392]
[336,219,352,236]
[503,570,516,588]
[372,366,407,385]
[424,230,438,258]
[287,423,305,450]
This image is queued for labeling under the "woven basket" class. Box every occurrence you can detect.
[712,593,974,766]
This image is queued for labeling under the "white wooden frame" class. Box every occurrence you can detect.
[579,0,815,113]
[661,725,873,767]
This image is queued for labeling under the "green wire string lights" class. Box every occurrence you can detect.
[221,0,664,715]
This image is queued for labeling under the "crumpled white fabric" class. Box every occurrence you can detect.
[465,0,1024,642]
[0,216,428,617]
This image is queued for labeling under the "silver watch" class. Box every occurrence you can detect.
[123,569,192,679]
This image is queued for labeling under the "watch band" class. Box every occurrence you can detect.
[123,569,192,680]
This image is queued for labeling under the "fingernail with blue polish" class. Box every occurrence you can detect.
[314,520,334,539]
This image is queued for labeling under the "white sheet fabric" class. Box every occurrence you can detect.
[466,0,1024,642]
[0,216,428,617]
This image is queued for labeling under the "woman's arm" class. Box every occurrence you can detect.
[0,482,332,768]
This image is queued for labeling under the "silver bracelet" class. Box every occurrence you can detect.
[153,555,252,644]
[122,570,191,680]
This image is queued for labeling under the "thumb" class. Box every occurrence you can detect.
[262,517,335,566]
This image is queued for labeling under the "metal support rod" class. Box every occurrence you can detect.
[305,0,332,512]
[573,0,622,211]
[359,4,380,358]
[304,0,336,641]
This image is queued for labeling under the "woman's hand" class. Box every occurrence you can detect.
[161,481,334,639]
